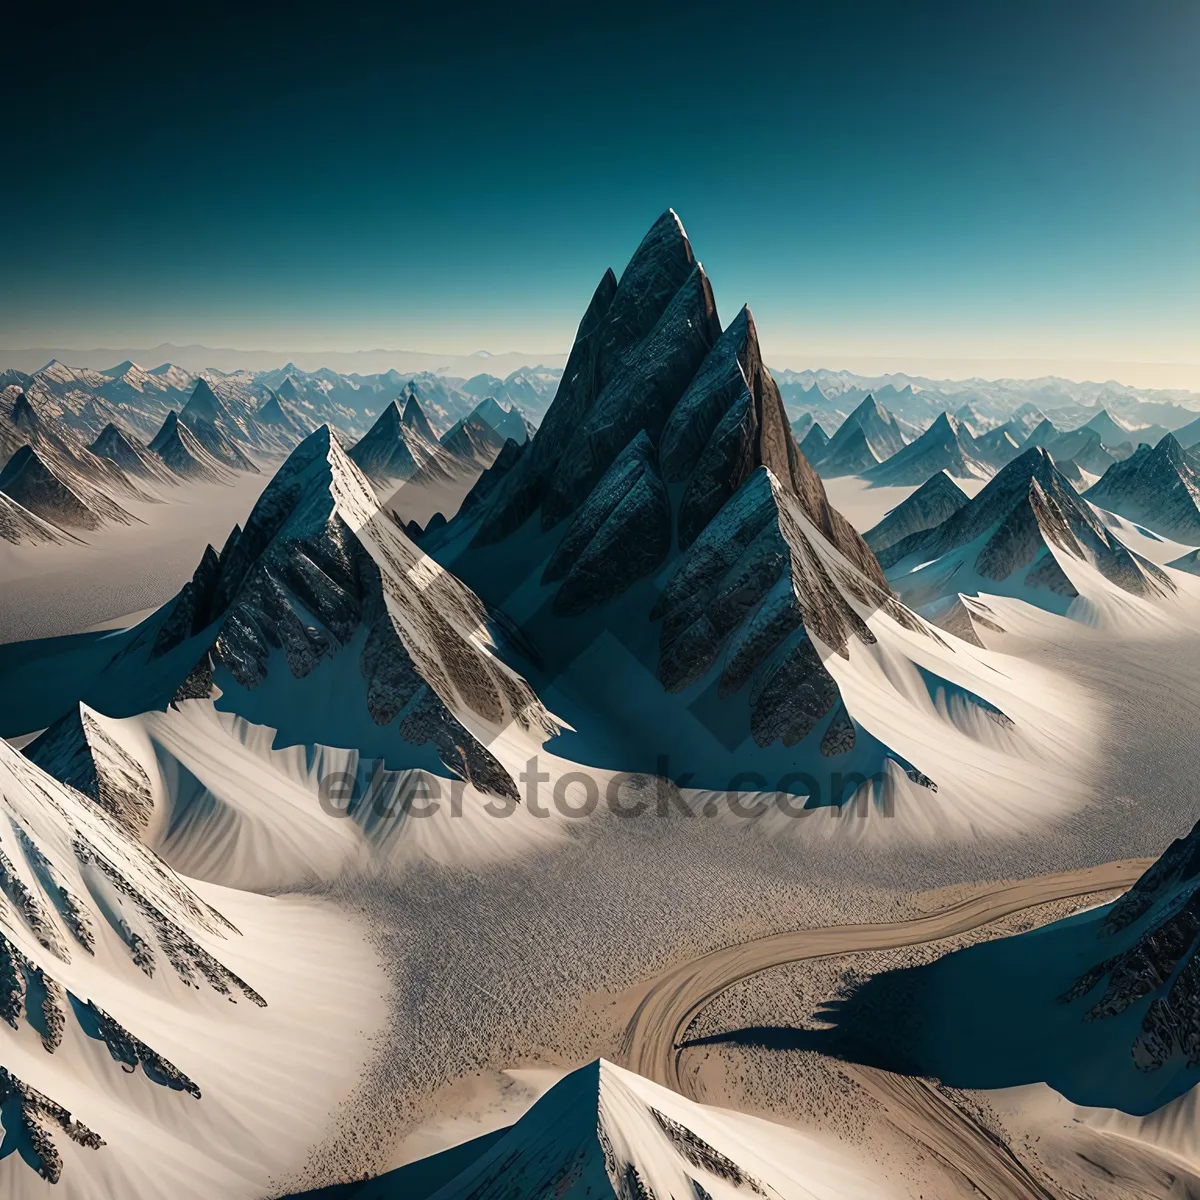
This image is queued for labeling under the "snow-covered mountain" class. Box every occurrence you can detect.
[863,412,991,486]
[1080,407,1171,453]
[148,411,238,482]
[970,423,1023,471]
[352,1057,890,1198]
[798,420,829,461]
[0,446,138,533]
[420,212,1029,797]
[879,446,1173,621]
[440,397,532,468]
[863,471,969,555]
[808,394,908,476]
[4,427,555,802]
[348,396,462,487]
[1082,433,1200,541]
[89,422,177,486]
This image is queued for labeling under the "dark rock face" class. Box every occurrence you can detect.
[541,263,721,526]
[864,472,969,555]
[0,1066,105,1183]
[470,269,619,545]
[456,437,527,522]
[1060,816,1200,1072]
[591,210,699,387]
[542,431,671,616]
[653,469,876,747]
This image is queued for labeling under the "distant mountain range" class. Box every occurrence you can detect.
[776,368,1200,436]
[2,344,569,378]
[0,358,540,545]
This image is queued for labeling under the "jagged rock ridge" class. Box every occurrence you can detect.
[1083,433,1200,540]
[880,446,1173,615]
[864,412,991,486]
[139,427,556,798]
[422,212,947,793]
[1060,814,1200,1073]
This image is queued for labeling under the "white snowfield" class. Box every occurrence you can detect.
[0,736,384,1198]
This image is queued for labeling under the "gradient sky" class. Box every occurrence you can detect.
[4,1,1199,384]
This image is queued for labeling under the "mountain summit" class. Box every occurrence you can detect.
[421,211,964,794]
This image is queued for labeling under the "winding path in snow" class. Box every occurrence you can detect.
[618,857,1152,1199]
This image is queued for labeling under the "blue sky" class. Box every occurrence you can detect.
[4,1,1199,384]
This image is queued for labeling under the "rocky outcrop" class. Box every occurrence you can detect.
[0,1067,104,1183]
[654,469,876,746]
[541,262,721,525]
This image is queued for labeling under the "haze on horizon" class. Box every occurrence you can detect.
[4,1,1198,390]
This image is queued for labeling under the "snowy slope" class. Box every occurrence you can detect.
[0,733,384,1197]
[880,447,1173,620]
[347,1058,893,1199]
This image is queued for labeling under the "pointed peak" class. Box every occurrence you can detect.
[1154,430,1185,462]
[913,469,969,500]
[401,391,436,441]
[91,422,136,451]
[851,391,886,418]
